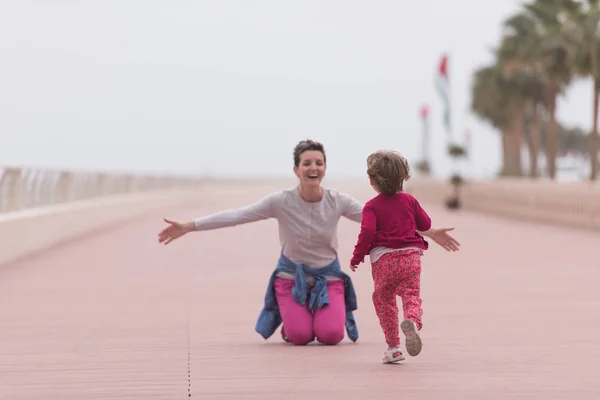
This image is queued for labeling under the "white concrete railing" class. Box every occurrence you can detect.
[409,176,600,232]
[0,165,203,213]
[459,178,600,231]
[0,164,206,265]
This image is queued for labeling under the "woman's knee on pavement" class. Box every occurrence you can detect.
[313,280,346,345]
[314,324,345,345]
[285,325,315,345]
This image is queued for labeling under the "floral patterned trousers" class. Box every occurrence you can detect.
[371,249,423,348]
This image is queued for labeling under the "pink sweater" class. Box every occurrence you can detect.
[350,192,431,266]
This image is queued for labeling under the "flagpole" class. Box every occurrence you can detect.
[435,53,458,179]
[465,129,472,175]
[435,53,452,143]
[420,105,430,173]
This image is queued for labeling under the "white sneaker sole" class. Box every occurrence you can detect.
[401,320,422,357]
[382,352,405,364]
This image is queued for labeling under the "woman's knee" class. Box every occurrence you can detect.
[313,280,346,345]
[275,277,314,345]
[315,325,344,345]
[285,326,315,345]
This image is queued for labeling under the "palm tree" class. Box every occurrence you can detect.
[566,0,600,180]
[500,12,547,177]
[471,43,542,178]
[471,65,521,176]
[499,70,527,177]
[471,0,598,180]
[523,0,579,179]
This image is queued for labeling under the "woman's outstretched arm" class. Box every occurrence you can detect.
[158,192,279,245]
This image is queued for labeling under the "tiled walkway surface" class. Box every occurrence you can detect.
[1,182,599,399]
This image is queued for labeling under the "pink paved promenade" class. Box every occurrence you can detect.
[1,182,599,399]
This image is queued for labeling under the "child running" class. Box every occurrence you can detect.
[350,150,435,364]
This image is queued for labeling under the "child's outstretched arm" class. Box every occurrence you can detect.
[408,194,460,251]
[418,228,460,251]
[349,205,377,271]
[158,192,278,245]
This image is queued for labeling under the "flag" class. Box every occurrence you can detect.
[435,54,451,137]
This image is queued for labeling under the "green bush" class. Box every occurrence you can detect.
[416,160,430,174]
[450,174,463,186]
[447,144,467,158]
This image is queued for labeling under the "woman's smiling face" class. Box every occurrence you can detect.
[294,150,326,187]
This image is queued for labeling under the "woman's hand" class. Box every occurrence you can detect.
[158,218,195,245]
[419,227,460,252]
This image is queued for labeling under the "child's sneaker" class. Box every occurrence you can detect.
[382,347,405,363]
[401,319,422,356]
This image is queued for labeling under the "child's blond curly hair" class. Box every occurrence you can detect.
[366,150,411,195]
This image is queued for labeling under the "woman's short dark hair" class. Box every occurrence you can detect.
[293,139,326,167]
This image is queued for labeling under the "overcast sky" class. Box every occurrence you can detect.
[0,0,594,179]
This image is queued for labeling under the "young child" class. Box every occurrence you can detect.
[350,150,432,363]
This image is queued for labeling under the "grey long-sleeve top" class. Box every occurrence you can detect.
[194,187,364,281]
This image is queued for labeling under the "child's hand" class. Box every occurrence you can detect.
[350,264,358,272]
[420,227,460,251]
[158,218,194,245]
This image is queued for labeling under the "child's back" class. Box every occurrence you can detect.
[351,191,431,266]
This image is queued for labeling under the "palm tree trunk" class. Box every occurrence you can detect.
[547,84,558,180]
[504,101,524,176]
[506,133,522,176]
[528,101,540,177]
[591,79,599,181]
[500,132,510,176]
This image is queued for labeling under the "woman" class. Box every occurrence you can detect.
[158,139,459,345]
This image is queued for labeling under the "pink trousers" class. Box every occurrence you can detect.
[274,278,346,345]
[371,249,423,348]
